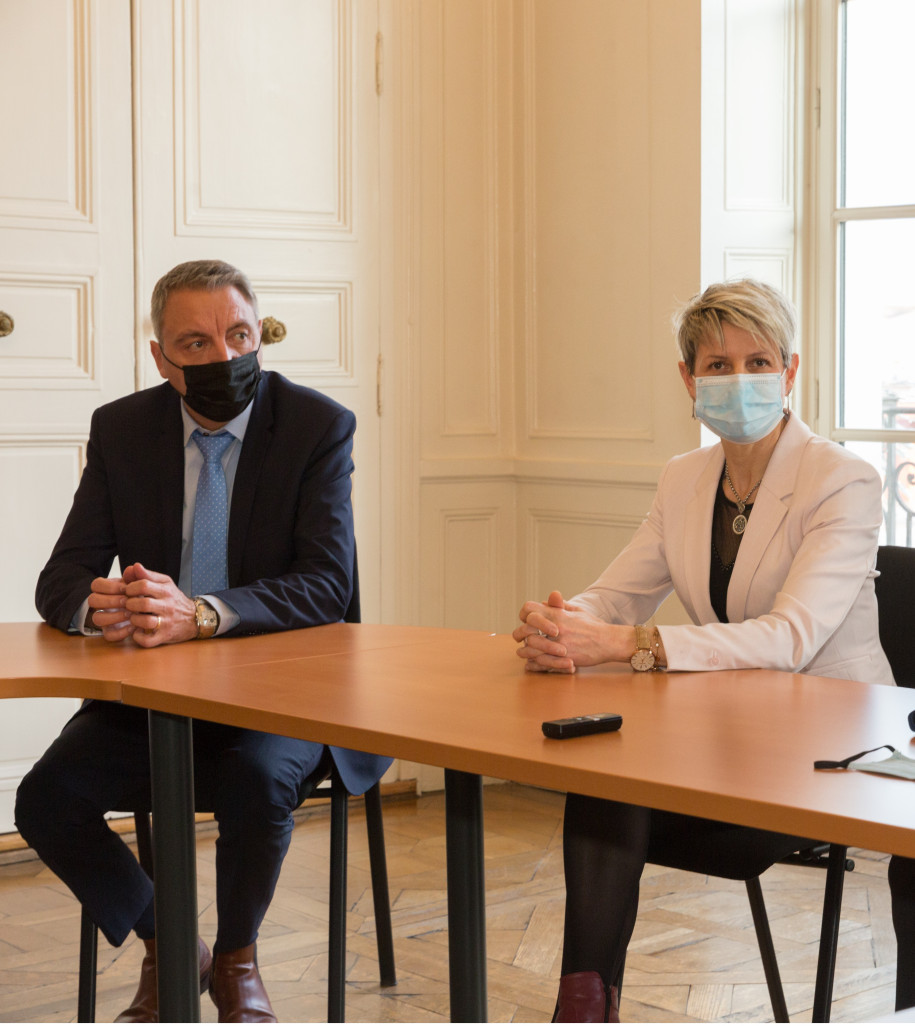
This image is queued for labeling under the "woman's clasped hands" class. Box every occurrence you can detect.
[513,590,636,673]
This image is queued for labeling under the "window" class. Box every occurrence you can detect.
[811,0,915,543]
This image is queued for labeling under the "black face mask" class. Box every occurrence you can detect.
[159,343,262,422]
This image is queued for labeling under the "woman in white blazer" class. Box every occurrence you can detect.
[513,280,910,1022]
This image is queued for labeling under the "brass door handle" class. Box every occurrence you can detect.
[0,311,13,337]
[261,316,286,344]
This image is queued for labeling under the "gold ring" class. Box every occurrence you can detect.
[144,615,161,636]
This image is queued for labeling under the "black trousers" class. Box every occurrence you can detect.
[14,701,326,952]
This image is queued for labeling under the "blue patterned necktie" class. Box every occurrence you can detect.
[190,429,234,595]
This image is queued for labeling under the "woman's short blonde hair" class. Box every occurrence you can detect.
[675,279,797,374]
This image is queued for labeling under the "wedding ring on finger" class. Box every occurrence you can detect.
[144,615,161,636]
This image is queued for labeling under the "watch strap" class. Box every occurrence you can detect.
[634,624,653,652]
[630,623,657,672]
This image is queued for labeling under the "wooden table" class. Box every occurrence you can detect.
[5,622,915,1021]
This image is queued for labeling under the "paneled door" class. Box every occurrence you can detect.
[0,1,135,832]
[134,0,384,618]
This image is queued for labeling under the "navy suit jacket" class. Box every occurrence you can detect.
[36,371,392,794]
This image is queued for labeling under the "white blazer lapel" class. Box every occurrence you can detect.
[682,445,725,624]
[727,415,811,622]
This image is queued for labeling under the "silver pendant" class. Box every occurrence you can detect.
[732,514,748,535]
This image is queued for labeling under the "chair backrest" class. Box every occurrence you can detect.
[875,545,915,687]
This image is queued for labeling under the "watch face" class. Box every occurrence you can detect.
[630,649,656,672]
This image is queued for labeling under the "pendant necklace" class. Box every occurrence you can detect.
[723,463,763,535]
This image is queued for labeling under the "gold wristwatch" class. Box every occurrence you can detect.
[630,624,657,672]
[193,597,220,639]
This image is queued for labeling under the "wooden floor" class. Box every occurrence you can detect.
[0,783,899,1023]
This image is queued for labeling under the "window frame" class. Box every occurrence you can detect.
[807,0,915,448]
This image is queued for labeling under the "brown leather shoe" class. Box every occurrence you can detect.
[553,971,620,1023]
[115,936,213,1023]
[209,944,277,1023]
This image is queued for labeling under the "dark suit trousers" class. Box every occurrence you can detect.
[15,701,325,951]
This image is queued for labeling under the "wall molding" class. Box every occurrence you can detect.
[254,278,355,386]
[419,456,663,488]
[439,0,501,440]
[0,0,93,229]
[0,273,95,388]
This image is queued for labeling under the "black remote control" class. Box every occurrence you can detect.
[542,713,622,739]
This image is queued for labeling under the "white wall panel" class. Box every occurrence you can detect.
[177,0,352,236]
[526,507,644,602]
[0,0,91,227]
[256,280,354,387]
[724,248,792,293]
[521,0,653,445]
[407,0,701,648]
[439,1,500,439]
[419,480,514,632]
[0,273,94,387]
[0,441,84,622]
[417,0,513,461]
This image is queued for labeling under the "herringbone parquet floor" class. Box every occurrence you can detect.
[0,783,900,1023]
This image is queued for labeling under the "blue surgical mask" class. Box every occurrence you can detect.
[693,372,786,444]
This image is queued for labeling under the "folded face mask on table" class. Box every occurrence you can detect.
[814,744,915,781]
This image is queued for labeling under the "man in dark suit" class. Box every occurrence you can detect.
[15,259,391,1023]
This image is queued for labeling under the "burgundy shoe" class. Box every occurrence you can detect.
[554,971,620,1023]
[209,944,277,1023]
[115,936,212,1023]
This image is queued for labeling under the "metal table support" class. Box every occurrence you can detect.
[444,768,487,1022]
[148,710,201,1022]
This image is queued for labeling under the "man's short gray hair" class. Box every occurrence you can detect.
[675,279,797,374]
[150,259,259,341]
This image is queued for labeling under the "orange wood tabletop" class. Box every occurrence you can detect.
[105,623,915,860]
[4,621,913,858]
[0,620,445,699]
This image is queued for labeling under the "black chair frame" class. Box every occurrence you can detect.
[744,843,853,1023]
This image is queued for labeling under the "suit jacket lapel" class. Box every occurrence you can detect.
[227,378,273,585]
[727,414,811,622]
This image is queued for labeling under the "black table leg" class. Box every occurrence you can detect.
[444,768,487,1023]
[148,710,201,1023]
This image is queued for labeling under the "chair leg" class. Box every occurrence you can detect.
[746,876,790,1023]
[811,844,848,1024]
[77,907,98,1023]
[364,781,396,987]
[328,772,349,1023]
